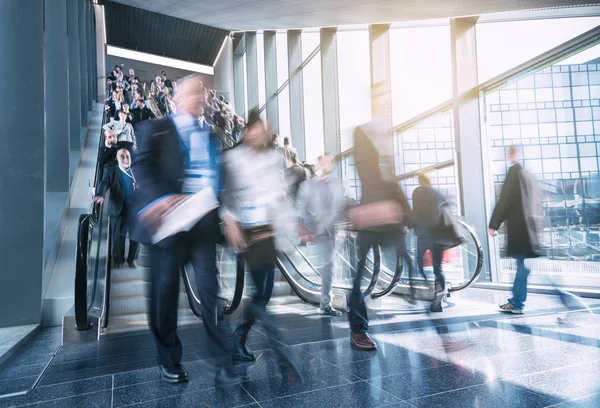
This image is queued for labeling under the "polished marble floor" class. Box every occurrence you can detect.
[0,289,599,407]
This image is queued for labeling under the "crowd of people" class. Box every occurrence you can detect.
[92,70,562,385]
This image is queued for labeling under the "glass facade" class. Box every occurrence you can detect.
[476,17,600,84]
[257,32,266,114]
[483,44,600,282]
[390,25,453,125]
[242,52,248,120]
[337,29,372,152]
[302,49,325,163]
[232,13,600,288]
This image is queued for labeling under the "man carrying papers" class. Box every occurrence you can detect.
[133,74,238,387]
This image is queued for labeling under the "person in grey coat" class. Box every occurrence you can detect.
[296,153,346,316]
[489,145,542,314]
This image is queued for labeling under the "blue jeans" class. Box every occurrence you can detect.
[509,257,530,310]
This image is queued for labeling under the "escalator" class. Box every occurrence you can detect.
[71,104,482,340]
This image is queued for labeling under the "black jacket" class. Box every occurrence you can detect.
[132,117,221,246]
[412,185,462,250]
[131,107,155,124]
[354,125,411,231]
[489,164,541,258]
[96,166,134,217]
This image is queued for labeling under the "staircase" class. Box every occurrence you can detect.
[105,245,199,334]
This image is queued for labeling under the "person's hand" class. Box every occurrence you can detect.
[133,145,137,151]
[104,105,110,111]
[139,195,188,233]
[92,196,104,204]
[223,217,246,251]
[488,228,497,237]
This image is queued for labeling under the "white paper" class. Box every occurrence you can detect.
[151,187,219,244]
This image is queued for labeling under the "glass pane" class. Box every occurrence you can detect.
[476,17,600,84]
[257,32,266,111]
[302,51,324,163]
[242,52,248,120]
[483,43,600,285]
[301,31,320,60]
[337,29,372,152]
[390,25,452,125]
[278,85,291,140]
[276,32,289,87]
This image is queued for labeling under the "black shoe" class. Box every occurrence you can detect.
[215,366,240,388]
[158,364,188,383]
[320,305,342,316]
[234,329,255,362]
[430,302,443,313]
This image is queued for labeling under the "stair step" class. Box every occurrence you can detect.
[111,267,151,282]
[106,314,200,334]
[109,293,191,317]
[271,281,293,297]
[268,295,303,306]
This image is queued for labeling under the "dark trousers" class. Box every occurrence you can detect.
[149,213,233,369]
[236,237,278,341]
[110,215,139,264]
[349,230,412,334]
[416,238,445,293]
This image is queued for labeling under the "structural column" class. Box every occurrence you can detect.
[86,0,94,108]
[67,0,82,154]
[214,36,235,111]
[45,0,70,194]
[233,34,246,119]
[79,0,89,126]
[320,27,341,157]
[0,0,45,327]
[368,24,394,177]
[263,31,279,133]
[245,32,259,113]
[94,3,106,102]
[450,17,491,280]
[287,30,306,161]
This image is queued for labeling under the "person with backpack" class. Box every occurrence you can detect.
[411,173,462,312]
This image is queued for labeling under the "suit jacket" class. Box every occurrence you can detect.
[131,107,155,125]
[132,116,221,246]
[96,166,133,217]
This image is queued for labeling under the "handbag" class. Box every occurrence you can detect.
[348,200,405,231]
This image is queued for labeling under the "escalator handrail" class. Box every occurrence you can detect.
[74,111,110,331]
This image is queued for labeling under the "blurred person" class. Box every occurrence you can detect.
[126,68,138,84]
[284,150,307,201]
[412,173,462,312]
[133,73,238,386]
[131,98,155,124]
[93,148,140,268]
[489,145,542,314]
[167,92,176,115]
[225,101,235,118]
[303,163,316,179]
[103,110,136,152]
[347,126,411,350]
[99,129,120,171]
[113,92,125,119]
[296,153,346,316]
[133,89,151,110]
[221,108,300,378]
[150,75,162,96]
[271,134,280,149]
[157,86,170,116]
[282,137,297,166]
[232,115,243,142]
[161,70,173,89]
[104,90,120,118]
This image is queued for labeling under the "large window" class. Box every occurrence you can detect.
[390,25,453,125]
[483,43,600,284]
[476,17,600,84]
[257,32,266,114]
[242,52,248,120]
[337,29,372,152]
[302,49,324,163]
[276,32,291,138]
[301,31,320,60]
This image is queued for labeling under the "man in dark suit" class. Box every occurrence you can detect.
[93,148,139,268]
[133,73,237,386]
[130,99,155,125]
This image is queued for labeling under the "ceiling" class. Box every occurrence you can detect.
[108,0,600,31]
[104,1,228,66]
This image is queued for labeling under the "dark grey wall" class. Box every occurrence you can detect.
[105,55,214,89]
[0,1,45,328]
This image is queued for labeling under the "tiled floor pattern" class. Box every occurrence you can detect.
[0,289,599,407]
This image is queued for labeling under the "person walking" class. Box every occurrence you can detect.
[489,145,542,314]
